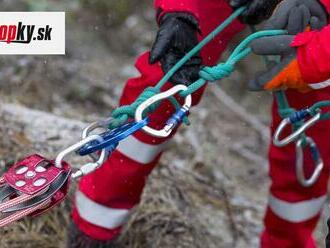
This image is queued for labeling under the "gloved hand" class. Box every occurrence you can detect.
[249,0,328,92]
[149,13,202,86]
[229,0,283,25]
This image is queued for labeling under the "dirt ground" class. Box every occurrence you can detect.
[0,1,329,248]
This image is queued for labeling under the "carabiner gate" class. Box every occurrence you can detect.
[81,117,112,140]
[55,135,108,179]
[81,119,112,161]
[135,85,192,138]
[79,117,148,156]
[273,110,321,147]
[295,137,324,187]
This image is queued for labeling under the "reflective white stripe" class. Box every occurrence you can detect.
[76,191,130,229]
[269,194,326,223]
[309,79,330,90]
[116,135,167,164]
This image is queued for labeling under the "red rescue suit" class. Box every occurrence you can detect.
[72,0,330,247]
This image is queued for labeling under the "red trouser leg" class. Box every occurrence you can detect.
[261,89,330,248]
[71,52,190,240]
[71,1,245,241]
[70,53,214,240]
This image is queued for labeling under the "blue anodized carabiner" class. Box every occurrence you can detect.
[78,118,149,156]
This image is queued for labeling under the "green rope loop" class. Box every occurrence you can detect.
[108,7,287,129]
[109,87,161,128]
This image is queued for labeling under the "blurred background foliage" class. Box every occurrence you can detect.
[0,0,270,119]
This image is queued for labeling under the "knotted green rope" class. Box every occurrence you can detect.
[109,7,287,129]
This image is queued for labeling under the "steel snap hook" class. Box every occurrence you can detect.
[273,110,321,147]
[55,135,108,179]
[81,117,112,140]
[79,118,148,156]
[81,119,112,161]
[135,84,192,138]
[295,137,324,187]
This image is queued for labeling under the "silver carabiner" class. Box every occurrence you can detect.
[295,137,324,187]
[81,119,111,161]
[81,117,112,139]
[55,135,108,179]
[135,84,192,138]
[273,111,321,147]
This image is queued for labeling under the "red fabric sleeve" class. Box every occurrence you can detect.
[320,0,330,13]
[290,0,330,83]
[291,25,330,84]
[154,0,201,22]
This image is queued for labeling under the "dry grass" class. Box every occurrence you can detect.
[0,120,250,248]
[0,118,228,247]
[120,166,215,248]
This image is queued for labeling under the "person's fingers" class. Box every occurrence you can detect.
[149,22,175,64]
[161,53,201,85]
[160,51,176,73]
[229,0,249,9]
[300,4,312,29]
[265,0,328,31]
[251,35,294,56]
[264,0,297,30]
[248,70,269,91]
[171,69,194,85]
[171,64,201,85]
[249,55,294,90]
[310,16,326,31]
[287,5,310,34]
[240,0,282,25]
[185,56,202,67]
[184,62,201,83]
[161,53,189,84]
[305,0,328,27]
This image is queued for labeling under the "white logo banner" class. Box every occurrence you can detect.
[0,12,65,55]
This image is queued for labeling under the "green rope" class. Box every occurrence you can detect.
[309,101,330,120]
[109,7,287,129]
[274,88,310,144]
[274,89,330,145]
[155,6,247,90]
[181,29,286,97]
[249,27,302,136]
[275,91,294,117]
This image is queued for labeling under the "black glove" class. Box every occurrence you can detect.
[229,0,283,25]
[149,13,202,86]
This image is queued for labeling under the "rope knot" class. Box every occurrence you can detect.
[109,87,160,129]
[199,63,234,82]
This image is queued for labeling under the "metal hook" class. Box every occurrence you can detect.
[55,135,108,179]
[295,137,324,187]
[135,85,192,138]
[81,120,111,161]
[273,110,321,147]
[79,118,148,156]
[81,118,112,140]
